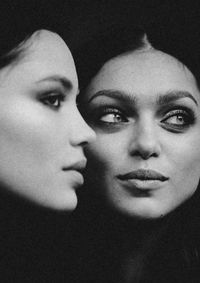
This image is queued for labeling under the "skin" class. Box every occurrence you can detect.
[82,49,200,219]
[0,30,95,211]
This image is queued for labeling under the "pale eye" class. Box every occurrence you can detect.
[161,107,195,132]
[100,113,125,123]
[164,114,186,125]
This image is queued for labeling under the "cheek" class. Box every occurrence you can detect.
[170,136,200,175]
[87,133,125,172]
[167,134,200,198]
[0,101,59,167]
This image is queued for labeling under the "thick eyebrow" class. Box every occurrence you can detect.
[88,89,198,106]
[157,91,198,106]
[36,75,73,91]
[88,90,137,104]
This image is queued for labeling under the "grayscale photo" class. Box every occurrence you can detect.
[0,1,199,282]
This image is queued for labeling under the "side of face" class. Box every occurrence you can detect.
[0,30,94,210]
[82,49,200,219]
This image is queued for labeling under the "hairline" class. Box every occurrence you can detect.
[0,29,49,70]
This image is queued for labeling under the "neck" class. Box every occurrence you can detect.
[93,204,173,283]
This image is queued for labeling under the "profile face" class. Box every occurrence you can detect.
[0,30,95,210]
[82,49,200,219]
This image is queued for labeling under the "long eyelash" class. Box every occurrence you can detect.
[97,107,126,122]
[84,106,127,126]
[39,92,65,108]
[99,107,122,115]
[161,106,196,132]
[164,107,196,123]
[166,105,195,115]
[43,92,65,100]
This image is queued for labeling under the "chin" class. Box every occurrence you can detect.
[111,200,172,220]
[34,190,78,211]
[52,194,78,211]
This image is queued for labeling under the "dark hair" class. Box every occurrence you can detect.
[74,25,148,90]
[0,0,70,69]
[71,3,200,281]
[0,8,40,68]
[73,0,200,92]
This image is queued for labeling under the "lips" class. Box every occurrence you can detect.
[118,169,168,182]
[63,159,87,172]
[62,159,87,188]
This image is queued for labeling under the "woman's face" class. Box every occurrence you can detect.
[0,30,95,210]
[82,49,200,219]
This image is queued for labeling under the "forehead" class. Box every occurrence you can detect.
[88,50,198,99]
[5,30,78,88]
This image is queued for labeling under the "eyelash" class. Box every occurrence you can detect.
[39,92,65,109]
[86,105,196,133]
[161,107,195,131]
[94,107,128,124]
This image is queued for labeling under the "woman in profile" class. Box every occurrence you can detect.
[0,2,95,282]
[71,3,200,282]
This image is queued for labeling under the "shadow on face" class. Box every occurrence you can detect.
[81,46,200,219]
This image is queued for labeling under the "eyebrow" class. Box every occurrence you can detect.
[88,90,137,104]
[88,89,198,106]
[157,91,198,106]
[36,75,73,91]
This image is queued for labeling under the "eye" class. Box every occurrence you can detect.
[40,92,65,109]
[164,114,186,125]
[98,108,128,124]
[161,108,195,131]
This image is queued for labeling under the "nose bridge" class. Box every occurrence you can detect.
[68,106,96,146]
[130,114,160,158]
[138,115,155,143]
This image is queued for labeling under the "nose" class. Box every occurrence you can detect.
[129,118,161,160]
[69,109,96,147]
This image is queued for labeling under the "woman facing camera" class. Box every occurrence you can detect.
[82,37,200,219]
[74,21,200,283]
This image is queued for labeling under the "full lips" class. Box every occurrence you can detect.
[116,169,169,195]
[63,170,84,188]
[117,169,169,182]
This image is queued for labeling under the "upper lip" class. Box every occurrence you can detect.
[118,169,169,181]
[63,159,87,172]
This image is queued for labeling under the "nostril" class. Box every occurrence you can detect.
[142,151,158,160]
[81,140,89,147]
[133,149,157,160]
[130,144,160,159]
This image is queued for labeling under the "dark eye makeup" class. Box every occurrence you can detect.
[39,91,66,110]
[160,106,196,132]
[84,105,129,126]
[96,107,128,123]
[82,99,197,133]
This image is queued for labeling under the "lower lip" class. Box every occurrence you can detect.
[118,178,167,191]
[64,170,84,187]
